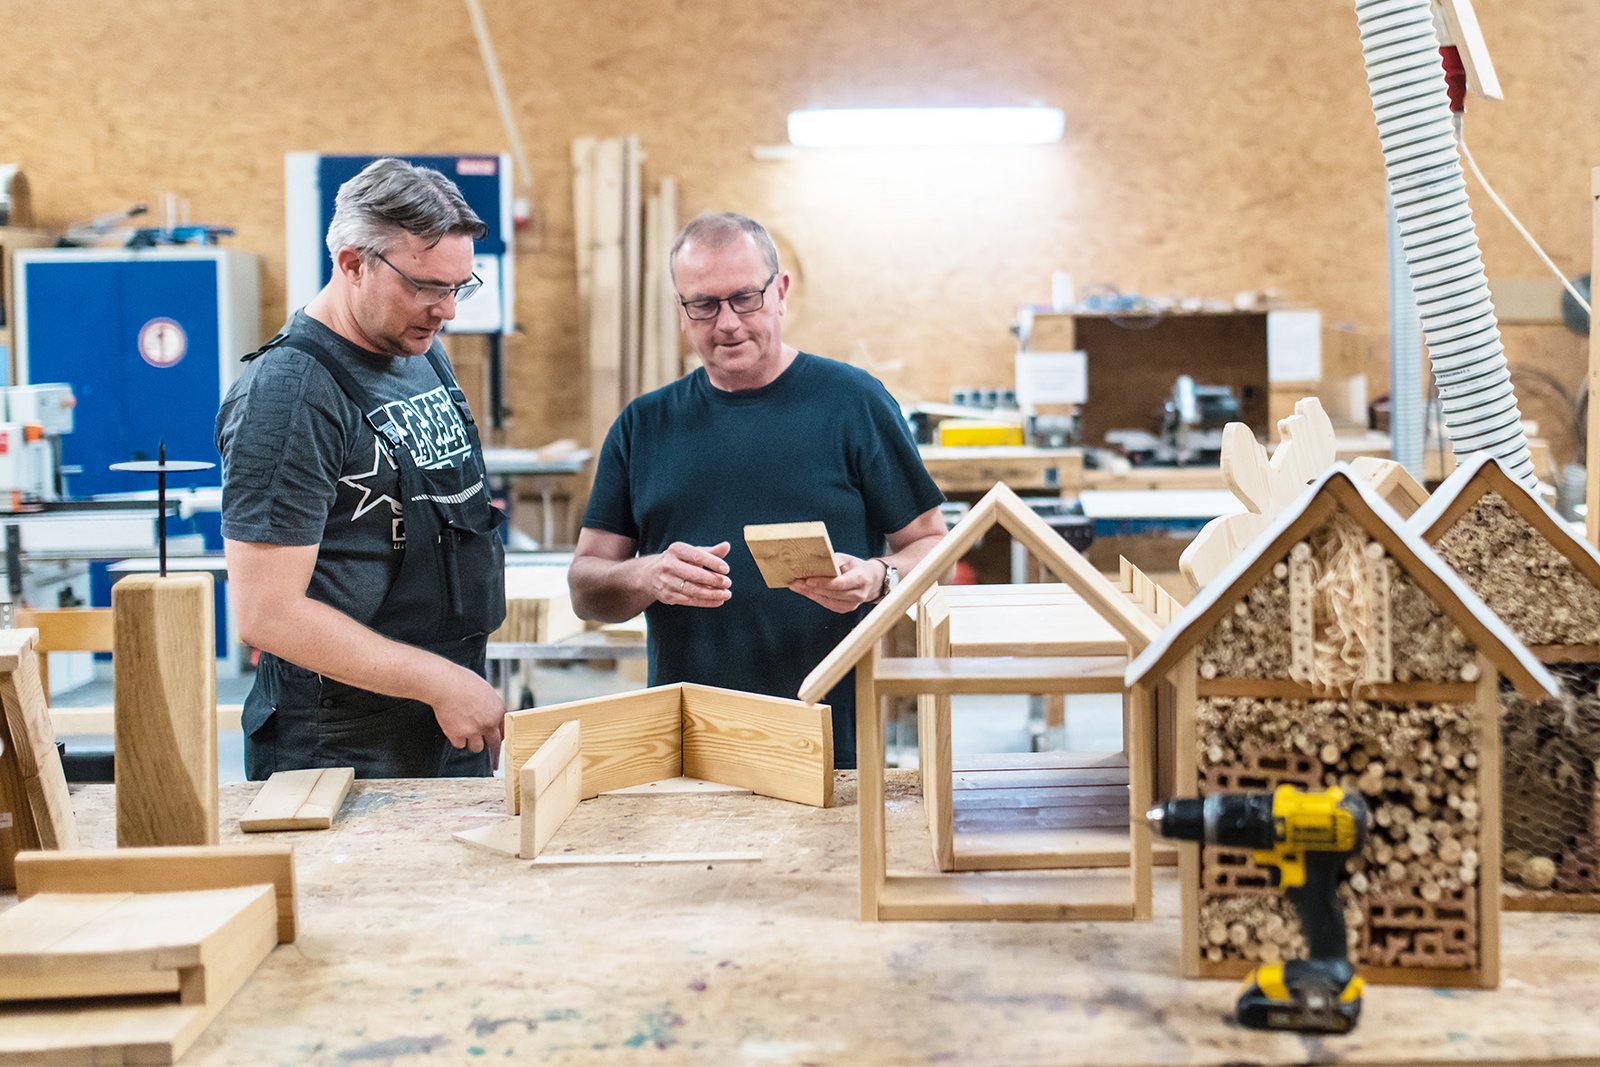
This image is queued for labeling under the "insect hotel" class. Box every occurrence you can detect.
[799,483,1164,922]
[1126,465,1559,988]
[1412,453,1600,911]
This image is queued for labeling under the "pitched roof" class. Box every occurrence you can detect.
[798,483,1162,705]
[1125,464,1559,699]
[1410,452,1600,593]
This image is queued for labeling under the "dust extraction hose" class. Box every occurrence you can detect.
[1354,0,1535,487]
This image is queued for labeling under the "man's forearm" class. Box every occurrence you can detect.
[241,595,476,706]
[568,554,656,622]
[881,532,945,579]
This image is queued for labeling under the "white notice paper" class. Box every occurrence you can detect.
[1015,350,1088,408]
[1266,309,1322,382]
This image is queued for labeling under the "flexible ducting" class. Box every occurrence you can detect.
[1354,0,1536,487]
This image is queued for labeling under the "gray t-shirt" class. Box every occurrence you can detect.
[215,311,482,628]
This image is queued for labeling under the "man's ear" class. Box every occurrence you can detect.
[333,246,367,285]
[776,272,790,316]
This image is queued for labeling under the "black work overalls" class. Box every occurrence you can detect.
[240,333,506,779]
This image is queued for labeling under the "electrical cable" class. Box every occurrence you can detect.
[1458,122,1591,317]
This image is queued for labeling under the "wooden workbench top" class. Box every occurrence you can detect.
[8,776,1598,1065]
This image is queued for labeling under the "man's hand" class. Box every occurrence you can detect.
[790,554,883,614]
[428,667,508,769]
[653,541,733,607]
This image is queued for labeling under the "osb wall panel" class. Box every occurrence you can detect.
[3,0,1596,456]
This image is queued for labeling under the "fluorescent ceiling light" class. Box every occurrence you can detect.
[787,107,1064,148]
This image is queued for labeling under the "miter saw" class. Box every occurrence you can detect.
[1105,374,1241,466]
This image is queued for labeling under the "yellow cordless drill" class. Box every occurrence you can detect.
[1146,785,1368,1034]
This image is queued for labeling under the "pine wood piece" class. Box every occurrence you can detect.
[113,574,219,848]
[875,872,1136,922]
[502,685,681,813]
[916,588,955,871]
[530,851,762,867]
[873,655,1127,695]
[680,684,832,807]
[1589,165,1600,550]
[0,884,274,1003]
[0,884,279,1066]
[238,768,354,833]
[14,606,114,696]
[521,721,582,858]
[1347,456,1429,520]
[0,627,77,888]
[15,845,298,944]
[743,521,840,588]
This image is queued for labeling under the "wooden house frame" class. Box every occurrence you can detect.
[800,483,1164,922]
[1411,453,1600,912]
[1127,466,1558,988]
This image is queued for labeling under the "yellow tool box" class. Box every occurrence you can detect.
[937,421,1025,447]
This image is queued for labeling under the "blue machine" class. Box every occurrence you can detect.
[12,246,260,671]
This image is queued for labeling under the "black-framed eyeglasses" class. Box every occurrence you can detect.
[375,252,483,306]
[678,270,777,321]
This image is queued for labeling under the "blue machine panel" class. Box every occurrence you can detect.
[20,257,223,494]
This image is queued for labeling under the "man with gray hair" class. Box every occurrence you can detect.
[217,158,507,779]
[569,211,945,769]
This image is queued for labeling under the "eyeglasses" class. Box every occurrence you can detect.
[678,270,777,321]
[374,252,483,306]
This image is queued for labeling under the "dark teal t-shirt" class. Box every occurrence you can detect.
[583,352,943,767]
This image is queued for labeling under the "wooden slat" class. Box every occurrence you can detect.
[0,628,76,880]
[950,783,1127,811]
[953,766,1131,791]
[1530,644,1600,663]
[952,751,1127,773]
[953,804,1127,832]
[50,703,245,737]
[502,685,682,813]
[916,587,954,871]
[239,768,353,833]
[876,872,1134,922]
[0,885,273,1004]
[1127,683,1154,919]
[13,608,113,654]
[1194,678,1477,702]
[521,721,582,859]
[1475,651,1502,989]
[873,656,1127,695]
[679,684,832,808]
[15,846,297,944]
[113,574,219,848]
[858,644,884,921]
[950,829,1140,871]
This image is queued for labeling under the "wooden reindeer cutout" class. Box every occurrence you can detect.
[1180,397,1337,592]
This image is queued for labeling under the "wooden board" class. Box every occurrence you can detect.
[679,684,832,807]
[520,720,582,858]
[502,685,681,813]
[743,521,840,588]
[0,885,278,1065]
[113,574,219,848]
[238,768,353,833]
[873,656,1127,695]
[0,627,76,888]
[15,846,298,944]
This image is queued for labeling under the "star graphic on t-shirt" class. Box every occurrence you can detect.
[339,439,402,522]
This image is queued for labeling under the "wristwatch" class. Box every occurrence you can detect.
[874,559,900,602]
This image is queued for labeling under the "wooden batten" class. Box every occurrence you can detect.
[680,685,832,808]
[743,521,840,588]
[915,588,954,871]
[521,721,582,859]
[0,628,77,887]
[113,574,219,848]
[502,685,682,812]
[239,768,354,833]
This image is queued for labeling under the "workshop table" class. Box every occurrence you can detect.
[10,776,1599,1065]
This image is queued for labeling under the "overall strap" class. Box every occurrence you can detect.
[286,329,411,456]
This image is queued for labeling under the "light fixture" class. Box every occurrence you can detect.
[786,107,1065,148]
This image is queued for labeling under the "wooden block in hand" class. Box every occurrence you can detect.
[744,522,840,588]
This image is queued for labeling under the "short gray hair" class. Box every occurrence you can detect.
[669,211,780,281]
[324,158,487,259]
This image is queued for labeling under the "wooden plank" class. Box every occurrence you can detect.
[14,608,114,654]
[520,721,582,859]
[51,703,245,736]
[599,776,751,797]
[679,684,832,807]
[858,644,884,921]
[953,766,1131,791]
[238,768,353,833]
[743,521,840,588]
[620,134,642,405]
[0,885,273,1003]
[876,872,1134,922]
[15,845,298,944]
[1174,656,1202,979]
[113,574,219,848]
[917,589,954,871]
[1590,165,1600,550]
[1348,456,1429,520]
[1195,678,1477,702]
[0,630,53,776]
[0,885,277,1065]
[502,685,682,813]
[873,656,1127,695]
[1127,682,1154,919]
[654,176,680,384]
[953,799,1129,830]
[1475,651,1502,989]
[950,829,1141,871]
[1530,644,1600,663]
[640,189,663,394]
[950,783,1128,811]
[587,137,626,453]
[952,750,1127,773]
[948,599,1127,658]
[530,851,761,867]
[0,628,75,875]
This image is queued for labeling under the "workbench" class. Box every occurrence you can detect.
[11,777,1597,1065]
